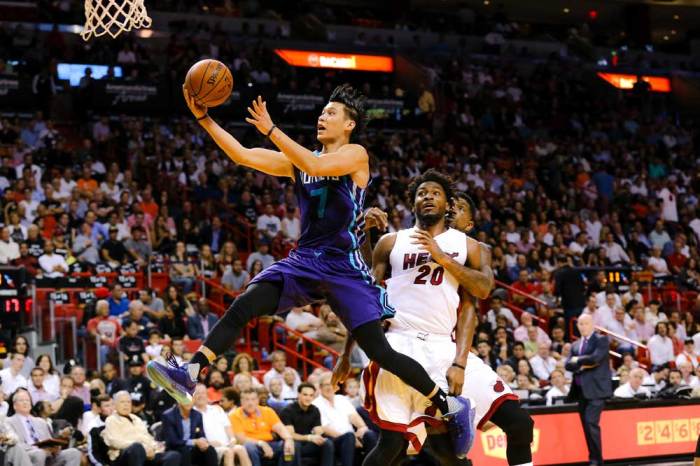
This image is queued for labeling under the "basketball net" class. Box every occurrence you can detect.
[81,0,152,40]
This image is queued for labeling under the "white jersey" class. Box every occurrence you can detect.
[386,227,468,335]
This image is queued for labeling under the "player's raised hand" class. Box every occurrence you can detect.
[410,229,445,260]
[245,95,275,135]
[182,85,208,120]
[331,355,352,391]
[363,207,389,231]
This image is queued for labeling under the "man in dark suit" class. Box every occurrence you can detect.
[565,314,613,466]
[162,401,218,466]
[187,299,219,340]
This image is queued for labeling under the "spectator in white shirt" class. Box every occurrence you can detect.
[628,301,654,342]
[545,369,569,405]
[0,227,20,264]
[642,365,669,393]
[263,351,301,390]
[644,300,667,328]
[568,232,588,257]
[312,372,377,464]
[602,233,630,264]
[38,240,68,278]
[529,342,557,381]
[676,339,700,369]
[280,207,300,242]
[647,246,670,277]
[657,184,678,223]
[649,220,672,251]
[614,368,651,398]
[604,307,635,353]
[513,313,551,346]
[647,322,675,366]
[285,306,323,339]
[27,367,57,404]
[192,384,251,466]
[586,293,614,329]
[621,281,643,307]
[256,204,281,242]
[679,361,699,388]
[0,353,28,397]
[486,296,519,329]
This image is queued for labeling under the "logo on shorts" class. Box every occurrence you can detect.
[494,381,505,393]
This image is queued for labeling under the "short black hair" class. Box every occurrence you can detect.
[408,169,455,207]
[453,191,477,218]
[329,84,366,140]
[298,382,316,393]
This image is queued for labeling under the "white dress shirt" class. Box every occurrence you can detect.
[196,404,231,446]
[529,355,557,381]
[0,368,27,396]
[646,335,675,366]
[312,395,356,435]
[614,383,651,398]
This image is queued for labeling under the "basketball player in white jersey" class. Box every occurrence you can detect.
[334,171,534,466]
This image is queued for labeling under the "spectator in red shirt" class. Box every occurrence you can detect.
[512,270,539,312]
[138,186,159,219]
[12,242,39,276]
[667,239,687,275]
[87,299,123,366]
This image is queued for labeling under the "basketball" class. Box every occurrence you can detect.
[184,59,234,107]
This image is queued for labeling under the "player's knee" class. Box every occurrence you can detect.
[504,407,534,444]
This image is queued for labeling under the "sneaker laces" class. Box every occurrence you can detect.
[165,352,180,369]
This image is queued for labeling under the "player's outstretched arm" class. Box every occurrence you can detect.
[183,87,293,178]
[447,289,478,395]
[246,96,368,180]
[411,232,494,299]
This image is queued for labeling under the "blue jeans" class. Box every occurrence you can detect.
[296,438,334,466]
[244,440,297,466]
[332,431,378,466]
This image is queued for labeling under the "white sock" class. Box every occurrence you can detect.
[187,363,200,382]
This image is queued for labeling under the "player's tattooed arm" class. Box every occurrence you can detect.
[448,288,478,395]
[411,231,494,299]
[183,88,294,178]
[246,96,369,181]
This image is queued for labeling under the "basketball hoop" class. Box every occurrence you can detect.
[81,0,152,41]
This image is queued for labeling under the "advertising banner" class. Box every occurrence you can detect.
[469,403,699,465]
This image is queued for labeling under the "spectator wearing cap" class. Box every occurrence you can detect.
[107,284,130,317]
[246,240,274,271]
[647,322,675,366]
[643,365,669,393]
[187,298,218,340]
[103,390,181,466]
[87,299,122,367]
[125,357,151,407]
[676,339,700,369]
[281,382,333,466]
[38,239,68,278]
[613,368,651,398]
[101,225,129,268]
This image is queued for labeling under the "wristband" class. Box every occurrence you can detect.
[266,125,277,138]
[451,362,466,370]
[196,113,209,121]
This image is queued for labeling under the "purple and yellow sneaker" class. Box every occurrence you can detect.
[443,396,477,459]
[146,353,196,405]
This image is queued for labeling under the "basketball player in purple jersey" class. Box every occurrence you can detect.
[146,84,475,459]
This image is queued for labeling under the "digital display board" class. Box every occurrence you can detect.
[274,49,394,72]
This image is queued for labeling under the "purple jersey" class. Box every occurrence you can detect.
[293,164,366,254]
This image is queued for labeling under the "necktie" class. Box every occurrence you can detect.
[574,337,588,386]
[26,418,39,444]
